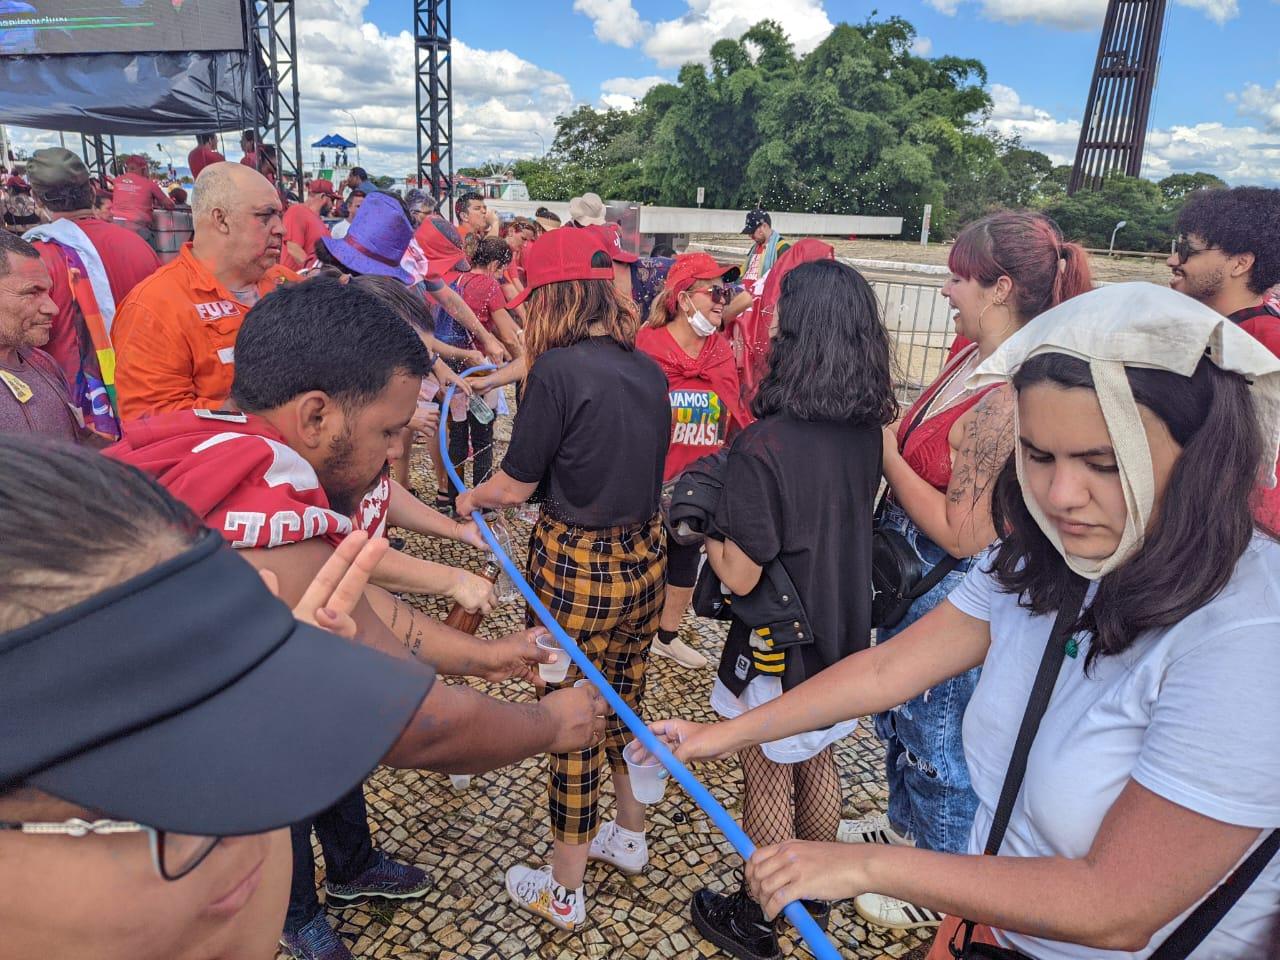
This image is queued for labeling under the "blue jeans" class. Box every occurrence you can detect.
[872,502,980,853]
[285,784,376,933]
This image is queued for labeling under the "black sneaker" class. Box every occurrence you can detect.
[690,880,781,960]
[323,849,430,904]
[800,899,831,932]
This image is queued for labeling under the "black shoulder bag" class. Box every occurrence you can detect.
[949,575,1279,959]
[871,386,961,630]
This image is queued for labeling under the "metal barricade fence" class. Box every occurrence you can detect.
[872,276,954,404]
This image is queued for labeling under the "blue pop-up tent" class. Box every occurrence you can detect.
[311,133,357,148]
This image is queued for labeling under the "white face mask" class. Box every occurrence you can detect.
[687,309,717,337]
[683,294,718,337]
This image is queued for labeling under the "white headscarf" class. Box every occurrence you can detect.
[969,282,1280,580]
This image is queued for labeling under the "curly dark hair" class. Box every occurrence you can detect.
[1175,186,1280,294]
[988,352,1267,672]
[471,236,512,268]
[750,259,897,427]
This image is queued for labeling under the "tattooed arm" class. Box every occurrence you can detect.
[881,385,1016,558]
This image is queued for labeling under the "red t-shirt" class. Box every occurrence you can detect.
[112,172,175,226]
[1230,303,1280,530]
[281,203,329,271]
[636,324,748,481]
[187,145,225,180]
[33,218,162,385]
[454,271,506,334]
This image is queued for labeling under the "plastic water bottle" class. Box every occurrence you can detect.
[469,395,495,424]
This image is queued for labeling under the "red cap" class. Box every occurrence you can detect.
[308,179,340,199]
[665,252,741,301]
[123,155,148,172]
[587,223,638,264]
[507,227,614,308]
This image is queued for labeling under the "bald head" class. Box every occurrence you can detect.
[192,162,277,223]
[190,162,285,286]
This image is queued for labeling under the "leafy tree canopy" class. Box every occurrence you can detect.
[509,15,1227,248]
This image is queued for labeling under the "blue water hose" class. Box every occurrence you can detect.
[440,365,842,960]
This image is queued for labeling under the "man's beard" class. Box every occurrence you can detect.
[319,427,375,518]
[1185,266,1224,304]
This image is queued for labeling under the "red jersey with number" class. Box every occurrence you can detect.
[105,409,389,549]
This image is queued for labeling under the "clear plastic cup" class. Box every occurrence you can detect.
[537,634,569,683]
[449,392,468,422]
[448,774,472,792]
[623,740,668,805]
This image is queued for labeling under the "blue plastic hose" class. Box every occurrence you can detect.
[440,366,843,960]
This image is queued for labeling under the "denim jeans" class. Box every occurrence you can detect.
[285,784,377,933]
[872,501,980,853]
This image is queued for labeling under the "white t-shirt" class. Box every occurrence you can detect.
[330,219,351,239]
[949,536,1280,959]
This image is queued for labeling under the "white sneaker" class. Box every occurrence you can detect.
[837,812,912,846]
[853,892,942,931]
[652,635,708,669]
[505,863,586,931]
[588,820,649,875]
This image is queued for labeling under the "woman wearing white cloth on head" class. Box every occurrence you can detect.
[653,282,1280,959]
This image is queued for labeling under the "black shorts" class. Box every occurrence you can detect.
[666,537,703,589]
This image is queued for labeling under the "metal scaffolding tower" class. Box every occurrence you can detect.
[79,133,118,184]
[1068,0,1167,194]
[249,0,304,199]
[414,0,454,214]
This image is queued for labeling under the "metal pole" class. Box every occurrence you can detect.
[340,109,361,167]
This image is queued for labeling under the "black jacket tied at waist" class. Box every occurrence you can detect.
[666,452,818,698]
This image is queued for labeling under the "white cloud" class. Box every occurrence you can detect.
[573,0,647,47]
[574,0,835,69]
[911,35,934,56]
[1233,81,1280,131]
[927,0,1237,29]
[984,83,1280,186]
[597,75,666,110]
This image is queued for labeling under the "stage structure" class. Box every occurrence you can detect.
[249,0,304,201]
[1068,0,1167,194]
[414,0,454,212]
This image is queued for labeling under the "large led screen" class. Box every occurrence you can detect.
[0,1,245,56]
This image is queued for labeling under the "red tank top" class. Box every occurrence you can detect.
[899,345,1000,492]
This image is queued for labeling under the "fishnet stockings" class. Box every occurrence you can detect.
[739,744,841,849]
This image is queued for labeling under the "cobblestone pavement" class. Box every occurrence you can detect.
[281,414,928,960]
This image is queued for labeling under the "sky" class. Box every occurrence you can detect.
[6,0,1280,188]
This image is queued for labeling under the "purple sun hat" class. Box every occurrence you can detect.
[321,191,413,284]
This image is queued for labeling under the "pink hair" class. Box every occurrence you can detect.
[948,211,1093,320]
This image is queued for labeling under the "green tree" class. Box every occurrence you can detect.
[1043,171,1173,250]
[1157,171,1227,204]
[371,174,396,190]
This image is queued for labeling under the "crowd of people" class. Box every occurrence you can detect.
[1,133,1277,960]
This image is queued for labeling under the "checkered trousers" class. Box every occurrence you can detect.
[525,512,666,845]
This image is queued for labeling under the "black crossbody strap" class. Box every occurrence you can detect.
[1146,829,1279,960]
[984,575,1089,856]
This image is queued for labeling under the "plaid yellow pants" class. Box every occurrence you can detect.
[526,512,666,844]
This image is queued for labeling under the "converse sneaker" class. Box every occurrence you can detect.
[652,635,708,669]
[690,879,781,960]
[279,912,353,960]
[837,811,912,846]
[323,849,431,904]
[588,820,648,875]
[505,863,586,932]
[853,891,942,931]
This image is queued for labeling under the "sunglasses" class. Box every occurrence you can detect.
[687,284,733,306]
[1173,235,1218,264]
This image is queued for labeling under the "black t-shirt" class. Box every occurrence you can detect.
[715,415,881,684]
[502,336,670,528]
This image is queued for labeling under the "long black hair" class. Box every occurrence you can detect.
[0,438,205,631]
[750,259,897,427]
[989,352,1267,669]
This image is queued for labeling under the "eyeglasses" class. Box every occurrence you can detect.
[688,284,733,306]
[0,818,221,881]
[1174,235,1218,264]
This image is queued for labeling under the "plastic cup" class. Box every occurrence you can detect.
[623,740,668,805]
[448,774,472,792]
[449,393,468,422]
[537,634,569,683]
